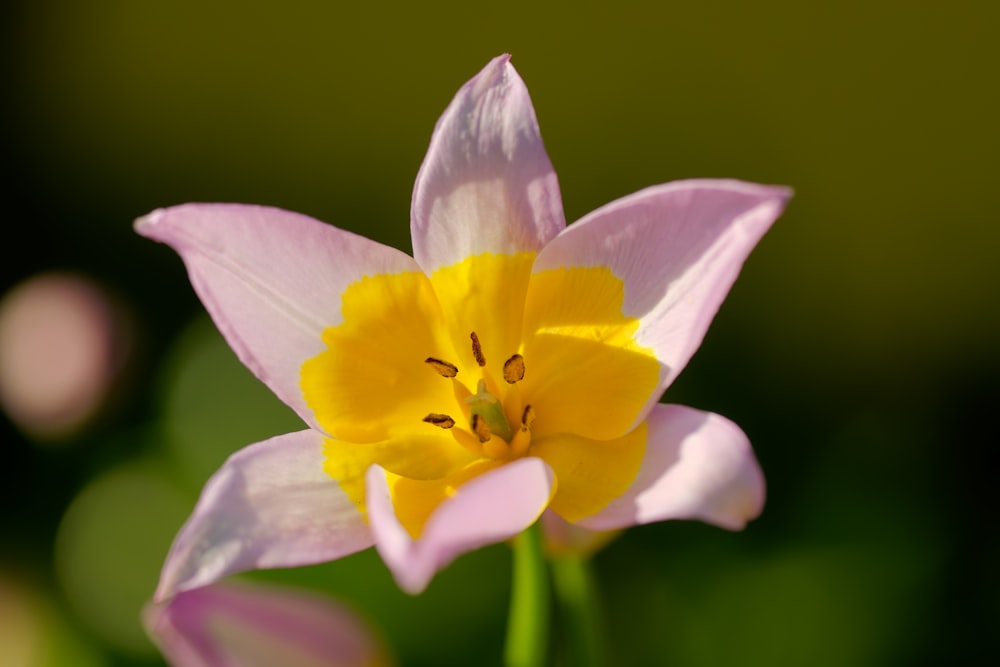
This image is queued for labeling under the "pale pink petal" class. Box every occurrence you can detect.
[578,404,765,531]
[135,204,419,432]
[366,457,556,594]
[533,180,790,427]
[144,581,389,667]
[411,54,565,272]
[156,430,372,602]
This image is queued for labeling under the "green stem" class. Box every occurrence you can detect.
[504,521,550,667]
[551,554,605,667]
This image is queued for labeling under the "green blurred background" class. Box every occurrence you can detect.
[1,0,997,665]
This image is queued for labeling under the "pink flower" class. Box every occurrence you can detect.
[144,581,391,667]
[138,55,788,598]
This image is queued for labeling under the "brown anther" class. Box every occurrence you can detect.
[425,357,458,378]
[470,332,486,367]
[471,414,492,442]
[422,413,456,429]
[502,354,526,383]
[521,404,536,429]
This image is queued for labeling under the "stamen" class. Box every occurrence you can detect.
[425,357,458,378]
[451,379,473,418]
[521,404,536,429]
[482,437,509,460]
[471,414,492,442]
[470,332,486,367]
[422,413,455,429]
[502,354,526,383]
[510,404,534,457]
[451,427,485,456]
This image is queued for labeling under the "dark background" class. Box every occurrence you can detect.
[1,1,997,665]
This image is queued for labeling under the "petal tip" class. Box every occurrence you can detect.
[151,585,173,606]
[396,572,431,596]
[744,182,794,222]
[483,52,513,74]
[763,183,795,210]
[153,568,188,606]
[133,207,167,236]
[468,53,519,99]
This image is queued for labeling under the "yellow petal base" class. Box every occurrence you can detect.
[303,252,660,539]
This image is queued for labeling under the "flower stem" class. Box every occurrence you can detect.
[504,521,550,667]
[551,554,605,667]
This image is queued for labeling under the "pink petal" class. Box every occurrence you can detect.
[144,581,388,667]
[533,180,790,427]
[577,404,764,531]
[156,429,372,602]
[410,54,565,272]
[135,204,419,432]
[366,457,555,594]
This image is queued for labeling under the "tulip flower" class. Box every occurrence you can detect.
[138,54,788,600]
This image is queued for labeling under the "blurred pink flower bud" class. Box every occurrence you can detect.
[143,581,392,667]
[0,272,130,440]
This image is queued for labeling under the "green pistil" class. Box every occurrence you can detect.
[466,378,514,441]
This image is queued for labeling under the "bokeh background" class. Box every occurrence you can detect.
[2,1,997,665]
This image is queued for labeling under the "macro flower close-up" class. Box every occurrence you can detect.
[137,54,789,601]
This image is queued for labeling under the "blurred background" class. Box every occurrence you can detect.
[1,1,997,665]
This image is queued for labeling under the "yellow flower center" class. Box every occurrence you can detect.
[300,252,660,537]
[421,329,536,460]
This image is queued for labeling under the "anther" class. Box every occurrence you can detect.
[471,414,492,442]
[521,404,536,429]
[425,357,458,378]
[503,354,526,383]
[470,332,486,367]
[422,413,456,429]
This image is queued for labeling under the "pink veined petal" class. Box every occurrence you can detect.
[577,404,765,531]
[366,458,556,594]
[410,54,566,272]
[144,581,388,667]
[135,204,420,433]
[533,179,790,428]
[155,429,372,602]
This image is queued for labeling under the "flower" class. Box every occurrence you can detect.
[144,581,391,667]
[138,54,789,597]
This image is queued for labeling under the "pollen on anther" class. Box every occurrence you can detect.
[425,357,458,378]
[423,413,456,429]
[471,414,492,442]
[503,354,526,383]
[470,332,486,367]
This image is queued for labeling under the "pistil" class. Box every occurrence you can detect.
[466,378,514,442]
